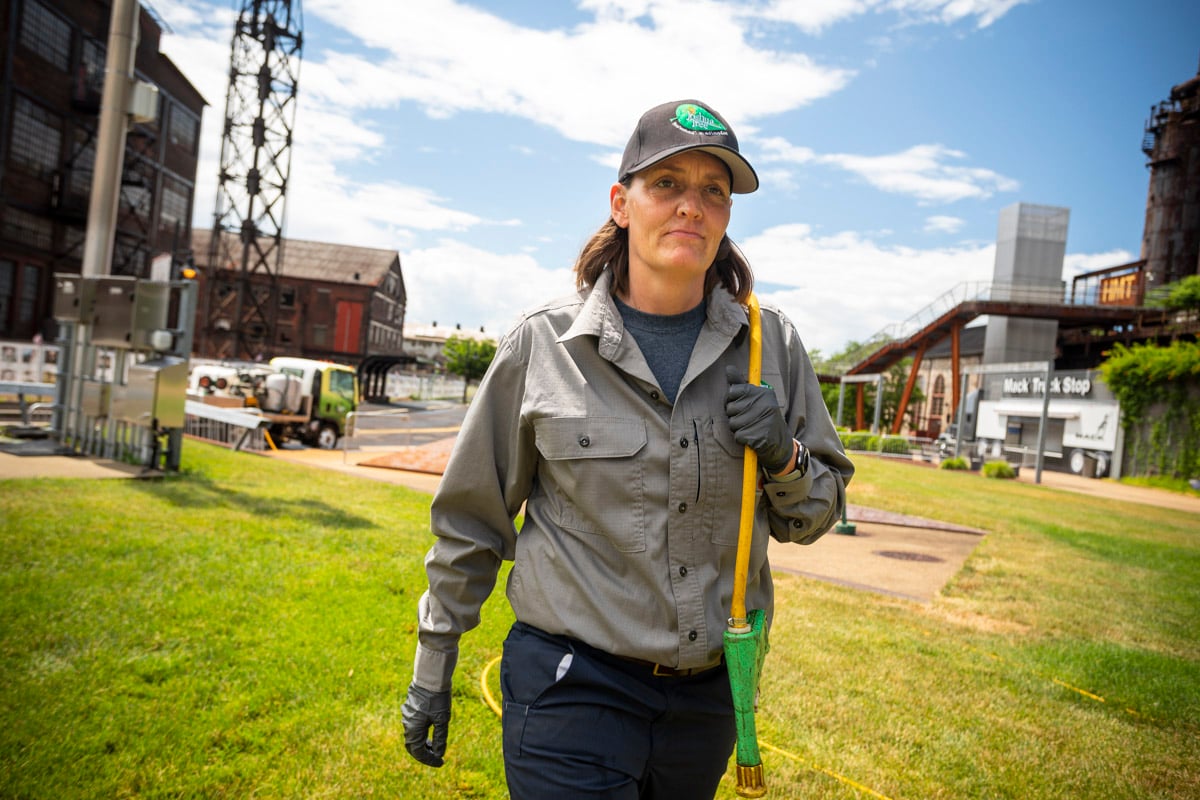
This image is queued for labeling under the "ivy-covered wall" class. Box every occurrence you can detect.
[1101,341,1200,478]
[1120,383,1200,479]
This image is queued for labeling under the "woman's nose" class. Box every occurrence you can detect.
[677,188,703,218]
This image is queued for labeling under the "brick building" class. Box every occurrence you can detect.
[0,0,205,340]
[190,229,408,398]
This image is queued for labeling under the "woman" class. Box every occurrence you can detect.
[402,99,854,799]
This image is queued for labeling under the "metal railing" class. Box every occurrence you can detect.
[820,281,1082,375]
[183,400,269,451]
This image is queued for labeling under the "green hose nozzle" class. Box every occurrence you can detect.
[725,607,769,798]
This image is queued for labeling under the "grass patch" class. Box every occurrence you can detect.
[1121,474,1200,496]
[3,442,1198,798]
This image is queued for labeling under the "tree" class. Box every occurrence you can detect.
[813,341,924,432]
[443,335,497,403]
[1147,275,1200,312]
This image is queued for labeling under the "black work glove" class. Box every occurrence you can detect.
[725,365,794,474]
[401,682,451,767]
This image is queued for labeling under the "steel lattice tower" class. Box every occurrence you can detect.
[202,0,302,360]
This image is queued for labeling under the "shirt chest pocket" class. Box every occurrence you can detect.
[534,417,648,553]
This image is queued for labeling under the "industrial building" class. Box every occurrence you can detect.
[0,0,205,341]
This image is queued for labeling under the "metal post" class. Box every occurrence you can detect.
[82,0,139,279]
[953,372,969,460]
[835,381,845,428]
[1033,360,1053,485]
[872,374,884,435]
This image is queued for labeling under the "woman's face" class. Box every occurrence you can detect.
[611,150,732,294]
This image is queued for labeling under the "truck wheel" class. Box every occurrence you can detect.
[1093,452,1109,477]
[316,424,339,450]
[1068,449,1085,474]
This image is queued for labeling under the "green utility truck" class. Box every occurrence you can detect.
[190,356,358,449]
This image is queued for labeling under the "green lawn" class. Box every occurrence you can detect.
[2,441,1197,799]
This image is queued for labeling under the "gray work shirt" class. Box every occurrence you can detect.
[413,270,854,691]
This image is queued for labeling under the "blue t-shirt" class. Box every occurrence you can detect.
[614,295,706,404]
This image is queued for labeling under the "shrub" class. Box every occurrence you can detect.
[940,456,969,470]
[842,431,876,451]
[982,460,1017,479]
[879,435,911,455]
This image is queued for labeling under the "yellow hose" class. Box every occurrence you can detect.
[730,293,762,629]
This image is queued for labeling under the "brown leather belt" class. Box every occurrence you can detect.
[612,654,725,678]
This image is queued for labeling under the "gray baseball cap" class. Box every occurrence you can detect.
[618,100,758,194]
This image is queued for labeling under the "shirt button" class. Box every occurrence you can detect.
[678,502,687,513]
[650,391,660,400]
[680,437,689,448]
[579,436,590,447]
[688,630,698,641]
[776,491,787,497]
[678,566,688,577]
[792,519,804,529]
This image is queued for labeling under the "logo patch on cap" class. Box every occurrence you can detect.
[675,104,727,133]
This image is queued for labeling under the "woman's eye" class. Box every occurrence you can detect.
[655,177,676,189]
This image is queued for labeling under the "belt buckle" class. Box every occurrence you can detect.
[652,663,682,677]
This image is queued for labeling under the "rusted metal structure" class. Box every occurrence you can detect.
[1141,60,1200,289]
[200,0,302,361]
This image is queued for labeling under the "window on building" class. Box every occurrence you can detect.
[118,157,156,227]
[62,226,86,259]
[111,237,145,276]
[74,36,106,107]
[168,104,200,153]
[1,208,53,250]
[10,96,62,176]
[19,0,71,71]
[159,175,191,239]
[311,324,328,347]
[67,129,96,202]
[17,265,39,326]
[0,261,13,332]
[931,375,945,418]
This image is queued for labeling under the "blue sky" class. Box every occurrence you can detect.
[157,0,1200,356]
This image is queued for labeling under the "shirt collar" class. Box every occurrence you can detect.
[559,268,748,358]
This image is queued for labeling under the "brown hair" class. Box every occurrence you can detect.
[572,218,755,305]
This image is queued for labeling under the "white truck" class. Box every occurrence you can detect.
[942,367,1119,477]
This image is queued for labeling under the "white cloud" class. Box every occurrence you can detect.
[762,139,1018,203]
[1063,249,1136,278]
[760,0,1029,32]
[401,240,575,330]
[758,136,817,164]
[759,0,874,33]
[741,223,996,353]
[819,144,1019,202]
[891,0,1031,28]
[303,0,854,146]
[924,214,965,233]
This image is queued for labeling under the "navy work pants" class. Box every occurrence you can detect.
[500,621,737,800]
